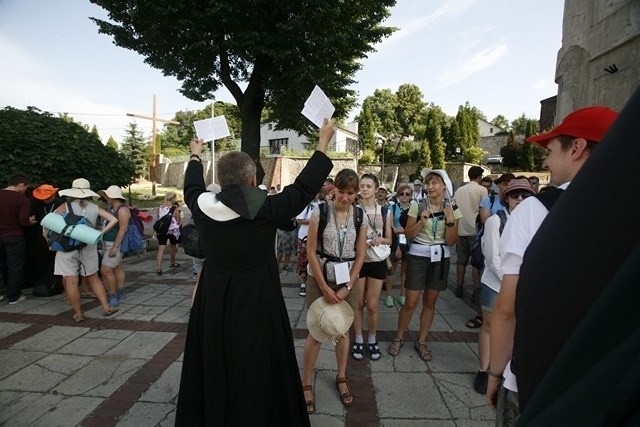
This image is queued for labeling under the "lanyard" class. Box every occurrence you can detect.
[333,204,351,259]
[365,205,377,234]
[426,198,442,240]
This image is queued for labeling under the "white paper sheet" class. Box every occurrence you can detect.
[301,85,335,127]
[193,116,231,142]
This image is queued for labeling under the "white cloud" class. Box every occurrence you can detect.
[377,0,479,51]
[434,43,508,90]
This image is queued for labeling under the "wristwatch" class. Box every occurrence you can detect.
[445,221,455,227]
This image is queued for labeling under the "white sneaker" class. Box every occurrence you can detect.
[8,295,26,305]
[299,284,306,297]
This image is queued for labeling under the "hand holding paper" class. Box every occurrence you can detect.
[193,116,231,142]
[302,85,335,128]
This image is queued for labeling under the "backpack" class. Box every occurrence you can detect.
[153,206,176,234]
[181,223,205,259]
[317,202,364,258]
[476,194,497,225]
[46,201,88,252]
[117,205,146,256]
[470,209,507,270]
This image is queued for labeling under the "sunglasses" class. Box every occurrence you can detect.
[398,192,411,196]
[508,192,532,200]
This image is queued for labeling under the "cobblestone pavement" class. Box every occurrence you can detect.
[0,249,494,426]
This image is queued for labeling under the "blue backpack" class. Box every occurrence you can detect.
[47,201,88,252]
[118,205,146,256]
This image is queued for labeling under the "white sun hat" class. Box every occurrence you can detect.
[306,298,354,344]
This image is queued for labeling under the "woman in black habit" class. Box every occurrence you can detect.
[176,120,335,425]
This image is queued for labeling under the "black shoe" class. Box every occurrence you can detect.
[454,284,464,298]
[471,288,479,304]
[474,370,488,394]
[351,342,364,360]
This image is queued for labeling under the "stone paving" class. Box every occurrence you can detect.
[0,248,494,426]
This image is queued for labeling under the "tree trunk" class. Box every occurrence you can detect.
[239,92,266,184]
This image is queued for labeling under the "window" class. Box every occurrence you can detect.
[490,127,494,133]
[267,123,273,130]
[269,138,288,154]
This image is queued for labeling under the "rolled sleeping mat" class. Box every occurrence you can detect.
[41,213,102,246]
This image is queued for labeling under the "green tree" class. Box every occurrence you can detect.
[491,114,510,131]
[90,125,100,139]
[357,107,377,152]
[519,141,535,171]
[424,108,446,169]
[500,131,521,171]
[0,107,132,189]
[511,114,539,136]
[120,122,150,179]
[445,119,463,160]
[106,136,118,150]
[394,83,426,146]
[455,102,482,163]
[90,0,396,181]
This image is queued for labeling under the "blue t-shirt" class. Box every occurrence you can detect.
[479,193,503,215]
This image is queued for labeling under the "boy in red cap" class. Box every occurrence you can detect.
[487,106,618,424]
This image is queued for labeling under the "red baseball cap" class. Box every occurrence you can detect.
[526,106,618,147]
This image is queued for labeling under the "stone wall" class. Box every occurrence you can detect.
[556,0,640,120]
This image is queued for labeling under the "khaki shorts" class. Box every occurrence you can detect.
[101,241,124,268]
[305,275,358,311]
[405,254,450,292]
[54,245,100,277]
[456,235,475,266]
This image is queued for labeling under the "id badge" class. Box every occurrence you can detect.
[334,262,351,285]
[430,245,442,262]
[399,234,407,245]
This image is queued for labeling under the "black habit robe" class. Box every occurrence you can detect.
[175,151,332,426]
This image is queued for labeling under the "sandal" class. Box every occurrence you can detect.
[80,291,96,299]
[103,307,119,317]
[73,313,85,322]
[169,263,180,268]
[466,315,483,329]
[368,342,382,361]
[302,384,315,414]
[388,338,404,357]
[351,342,365,360]
[335,376,353,407]
[156,269,163,276]
[415,341,432,362]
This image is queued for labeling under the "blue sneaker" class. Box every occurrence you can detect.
[116,288,127,301]
[108,293,119,307]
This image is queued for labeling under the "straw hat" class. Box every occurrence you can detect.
[500,178,535,205]
[32,184,59,201]
[306,298,354,343]
[98,185,126,201]
[59,178,99,199]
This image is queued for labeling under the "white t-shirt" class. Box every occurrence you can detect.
[480,210,510,292]
[499,182,570,391]
[296,201,319,240]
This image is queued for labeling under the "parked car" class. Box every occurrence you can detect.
[486,154,503,164]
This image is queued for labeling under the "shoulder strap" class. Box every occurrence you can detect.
[380,205,388,238]
[489,194,496,209]
[318,202,329,255]
[353,205,363,250]
[534,188,565,211]
[496,209,507,235]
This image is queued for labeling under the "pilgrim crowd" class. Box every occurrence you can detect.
[1,101,630,426]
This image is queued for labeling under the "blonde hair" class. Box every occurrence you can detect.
[164,191,177,202]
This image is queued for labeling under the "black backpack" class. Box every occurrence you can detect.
[470,209,507,270]
[181,223,205,259]
[153,206,176,234]
[317,202,364,259]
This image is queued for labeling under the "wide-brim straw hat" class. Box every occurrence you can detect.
[33,184,59,200]
[98,185,126,201]
[59,178,99,199]
[307,298,354,343]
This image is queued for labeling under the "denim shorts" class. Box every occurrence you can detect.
[481,283,498,312]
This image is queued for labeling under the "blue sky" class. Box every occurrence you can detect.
[0,0,564,142]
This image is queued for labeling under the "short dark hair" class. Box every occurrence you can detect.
[324,178,334,184]
[217,151,256,186]
[468,166,484,180]
[557,135,597,154]
[334,169,359,192]
[481,176,493,184]
[7,173,30,187]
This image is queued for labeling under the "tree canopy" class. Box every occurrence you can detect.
[0,107,133,189]
[90,0,396,180]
